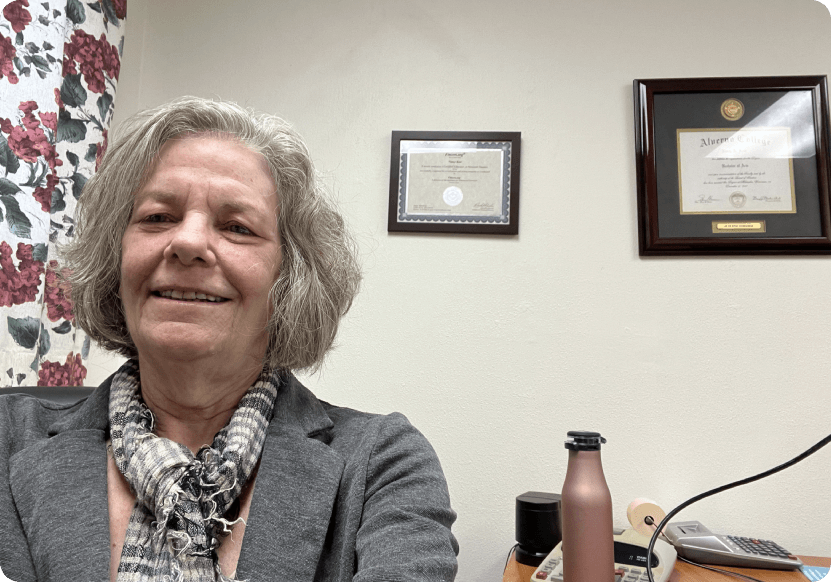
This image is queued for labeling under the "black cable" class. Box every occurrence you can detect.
[504,543,519,574]
[676,555,767,582]
[641,521,766,582]
[646,431,831,582]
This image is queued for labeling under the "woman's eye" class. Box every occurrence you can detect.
[142,214,169,223]
[228,224,253,235]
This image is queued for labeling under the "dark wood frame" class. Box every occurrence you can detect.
[388,131,521,235]
[634,76,831,255]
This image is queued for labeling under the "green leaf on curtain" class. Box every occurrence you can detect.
[37,327,51,358]
[37,15,49,26]
[87,2,102,13]
[0,203,4,223]
[82,335,91,359]
[0,195,33,238]
[15,32,23,45]
[66,0,86,24]
[42,41,54,51]
[84,143,98,163]
[0,178,22,196]
[24,42,39,53]
[71,172,87,199]
[8,317,40,349]
[100,0,119,26]
[60,73,87,109]
[66,151,79,168]
[57,110,87,143]
[53,9,61,18]
[52,321,72,334]
[29,55,51,73]
[32,243,48,262]
[0,137,21,174]
[97,92,114,122]
[51,187,66,213]
[22,160,48,188]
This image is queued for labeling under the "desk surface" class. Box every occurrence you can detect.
[502,552,830,582]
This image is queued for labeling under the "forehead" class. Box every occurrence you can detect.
[141,133,276,198]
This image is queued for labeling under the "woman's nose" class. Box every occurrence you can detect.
[163,213,217,266]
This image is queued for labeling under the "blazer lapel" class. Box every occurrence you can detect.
[236,374,345,582]
[9,382,111,582]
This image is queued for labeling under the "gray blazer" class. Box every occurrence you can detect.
[0,374,458,582]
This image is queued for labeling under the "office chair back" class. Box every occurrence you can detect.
[0,386,95,405]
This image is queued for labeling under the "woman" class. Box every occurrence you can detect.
[0,97,458,582]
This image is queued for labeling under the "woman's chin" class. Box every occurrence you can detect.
[139,340,222,363]
[132,325,267,369]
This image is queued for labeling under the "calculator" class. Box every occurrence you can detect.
[664,521,803,570]
[530,527,677,582]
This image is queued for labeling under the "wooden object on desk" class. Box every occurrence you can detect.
[502,550,830,582]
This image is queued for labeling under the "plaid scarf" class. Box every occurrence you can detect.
[109,359,279,582]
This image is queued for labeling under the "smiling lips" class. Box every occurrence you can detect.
[154,289,229,302]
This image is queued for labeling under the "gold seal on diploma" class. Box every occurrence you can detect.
[729,191,747,208]
[720,98,744,121]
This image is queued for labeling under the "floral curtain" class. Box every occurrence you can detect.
[1,0,126,387]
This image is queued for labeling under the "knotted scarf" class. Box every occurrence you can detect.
[108,359,280,582]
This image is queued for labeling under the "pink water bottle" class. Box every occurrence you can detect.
[561,431,614,582]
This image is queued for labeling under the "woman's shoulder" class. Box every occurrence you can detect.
[319,400,413,434]
[316,400,442,466]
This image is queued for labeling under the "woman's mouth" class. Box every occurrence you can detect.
[153,290,229,302]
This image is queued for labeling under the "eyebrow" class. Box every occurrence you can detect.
[135,190,273,216]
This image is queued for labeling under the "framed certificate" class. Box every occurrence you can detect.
[388,131,521,234]
[634,76,831,255]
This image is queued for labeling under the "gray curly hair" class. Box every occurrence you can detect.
[63,96,361,372]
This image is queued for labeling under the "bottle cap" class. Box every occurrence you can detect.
[565,430,607,451]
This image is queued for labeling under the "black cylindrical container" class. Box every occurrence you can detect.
[515,491,562,567]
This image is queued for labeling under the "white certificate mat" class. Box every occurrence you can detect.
[404,149,504,216]
[677,127,796,214]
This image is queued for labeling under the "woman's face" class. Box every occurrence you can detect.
[120,135,282,366]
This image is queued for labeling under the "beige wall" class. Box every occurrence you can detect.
[90,0,831,578]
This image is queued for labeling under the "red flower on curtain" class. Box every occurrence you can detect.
[43,260,74,321]
[0,101,61,169]
[39,111,57,132]
[2,0,32,34]
[0,242,45,307]
[0,33,19,84]
[32,171,59,212]
[112,0,127,19]
[62,30,121,94]
[37,352,88,386]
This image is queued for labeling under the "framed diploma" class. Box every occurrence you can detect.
[388,131,521,234]
[634,76,831,255]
